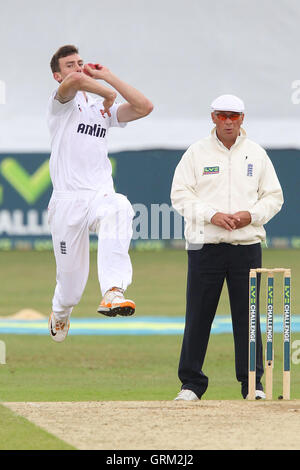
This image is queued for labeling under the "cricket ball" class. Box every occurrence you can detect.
[83,63,98,76]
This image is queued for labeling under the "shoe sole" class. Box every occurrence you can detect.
[97,304,135,317]
[174,398,199,401]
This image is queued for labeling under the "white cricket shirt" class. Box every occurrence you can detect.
[47,90,126,192]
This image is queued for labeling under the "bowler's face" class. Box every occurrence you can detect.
[211,111,244,143]
[53,54,84,83]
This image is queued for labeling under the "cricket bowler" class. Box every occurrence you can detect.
[47,45,153,342]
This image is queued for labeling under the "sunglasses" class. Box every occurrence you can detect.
[215,112,242,121]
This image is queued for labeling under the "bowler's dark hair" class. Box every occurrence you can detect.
[50,45,79,73]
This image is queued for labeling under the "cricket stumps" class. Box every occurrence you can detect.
[248,268,291,401]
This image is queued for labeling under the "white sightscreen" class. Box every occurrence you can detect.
[1,0,300,151]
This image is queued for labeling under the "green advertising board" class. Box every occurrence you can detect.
[0,149,299,250]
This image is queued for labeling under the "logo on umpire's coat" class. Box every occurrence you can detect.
[247,163,253,176]
[203,166,219,175]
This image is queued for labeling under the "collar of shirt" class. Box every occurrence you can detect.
[211,127,247,151]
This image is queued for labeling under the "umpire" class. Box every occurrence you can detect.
[171,94,283,400]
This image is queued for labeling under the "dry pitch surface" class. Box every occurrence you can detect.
[4,400,300,450]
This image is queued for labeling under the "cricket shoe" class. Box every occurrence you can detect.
[245,390,266,400]
[255,390,266,400]
[97,287,135,317]
[48,312,70,343]
[174,389,199,401]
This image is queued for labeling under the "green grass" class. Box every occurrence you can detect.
[0,247,299,402]
[0,248,300,317]
[0,333,299,402]
[0,248,299,449]
[0,404,75,450]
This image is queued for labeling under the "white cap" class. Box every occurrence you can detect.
[211,94,245,113]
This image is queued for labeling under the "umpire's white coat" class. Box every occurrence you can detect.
[171,128,284,246]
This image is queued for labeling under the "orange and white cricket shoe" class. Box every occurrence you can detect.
[48,312,70,342]
[97,287,135,317]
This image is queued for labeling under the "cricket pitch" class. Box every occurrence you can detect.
[4,400,300,450]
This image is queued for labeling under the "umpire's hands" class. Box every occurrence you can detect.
[211,211,251,231]
[232,211,252,229]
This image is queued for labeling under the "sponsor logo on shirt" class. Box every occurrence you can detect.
[77,123,107,138]
[203,166,219,175]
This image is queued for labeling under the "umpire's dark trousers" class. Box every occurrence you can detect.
[178,243,264,399]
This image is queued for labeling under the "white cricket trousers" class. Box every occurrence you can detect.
[48,190,134,321]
